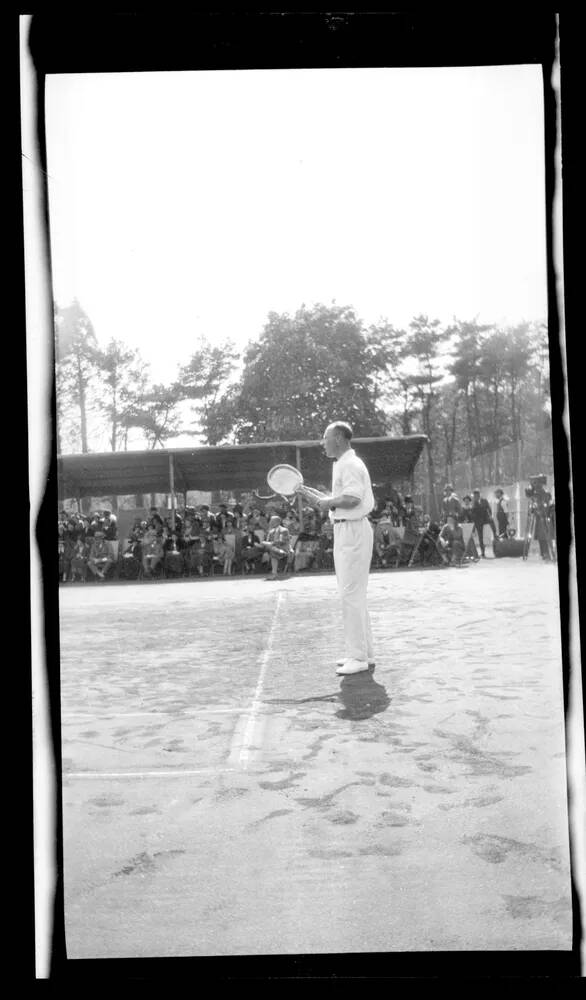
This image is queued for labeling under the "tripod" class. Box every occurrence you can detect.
[522,506,556,561]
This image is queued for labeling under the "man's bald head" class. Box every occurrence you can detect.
[323,421,353,459]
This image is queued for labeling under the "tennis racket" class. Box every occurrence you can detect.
[266,464,325,507]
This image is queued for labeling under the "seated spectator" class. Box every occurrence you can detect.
[414,515,443,565]
[293,519,320,572]
[401,495,422,530]
[62,527,77,581]
[164,532,184,577]
[210,533,225,575]
[119,533,142,579]
[318,519,334,570]
[377,495,402,526]
[240,523,263,573]
[264,514,292,580]
[58,523,68,581]
[101,510,119,572]
[250,508,268,537]
[182,519,206,576]
[70,536,89,581]
[374,514,402,568]
[87,530,113,580]
[438,515,466,565]
[221,521,237,575]
[141,525,165,578]
[201,530,216,576]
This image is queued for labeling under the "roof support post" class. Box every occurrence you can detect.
[295,445,303,523]
[168,453,176,531]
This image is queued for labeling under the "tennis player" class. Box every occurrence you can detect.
[299,421,376,674]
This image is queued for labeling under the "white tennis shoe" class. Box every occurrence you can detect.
[336,658,375,668]
[336,659,370,675]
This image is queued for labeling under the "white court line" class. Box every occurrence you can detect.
[228,590,284,770]
[64,768,238,779]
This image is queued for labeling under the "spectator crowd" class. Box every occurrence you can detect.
[57,483,531,584]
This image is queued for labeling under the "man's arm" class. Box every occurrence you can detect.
[317,493,361,514]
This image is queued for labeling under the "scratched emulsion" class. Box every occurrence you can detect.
[59,561,572,957]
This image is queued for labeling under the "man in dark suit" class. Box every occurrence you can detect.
[471,488,497,557]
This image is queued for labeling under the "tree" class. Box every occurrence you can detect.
[502,323,532,480]
[54,299,100,453]
[393,315,450,517]
[207,303,389,443]
[174,337,237,443]
[94,339,150,451]
[448,318,494,484]
[120,383,184,449]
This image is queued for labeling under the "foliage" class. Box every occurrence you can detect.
[205,303,389,443]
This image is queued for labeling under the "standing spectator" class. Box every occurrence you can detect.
[494,488,509,538]
[459,495,480,561]
[471,488,497,557]
[441,484,462,523]
[221,520,237,575]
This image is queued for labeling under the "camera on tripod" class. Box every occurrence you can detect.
[522,474,555,561]
[524,474,551,511]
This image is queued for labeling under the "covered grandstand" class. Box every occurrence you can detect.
[57,435,428,505]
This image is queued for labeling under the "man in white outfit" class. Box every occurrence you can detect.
[299,422,376,675]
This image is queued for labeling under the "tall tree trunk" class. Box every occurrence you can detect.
[493,379,500,483]
[77,356,88,453]
[465,389,476,486]
[472,381,485,482]
[111,384,117,452]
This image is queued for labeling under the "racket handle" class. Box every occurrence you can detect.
[297,485,326,501]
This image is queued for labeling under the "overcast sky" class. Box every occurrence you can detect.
[45,65,547,385]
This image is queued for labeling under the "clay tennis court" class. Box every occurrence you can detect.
[59,557,572,958]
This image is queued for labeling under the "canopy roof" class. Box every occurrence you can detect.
[57,435,428,500]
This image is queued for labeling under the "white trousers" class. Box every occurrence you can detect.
[333,518,374,662]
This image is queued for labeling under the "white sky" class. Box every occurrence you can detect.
[45,65,547,386]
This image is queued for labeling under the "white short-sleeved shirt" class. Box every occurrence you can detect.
[330,448,375,521]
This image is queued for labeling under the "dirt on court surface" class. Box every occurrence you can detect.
[58,557,572,958]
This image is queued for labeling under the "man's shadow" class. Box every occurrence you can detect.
[335,670,391,720]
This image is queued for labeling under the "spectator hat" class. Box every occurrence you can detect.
[473,488,480,494]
